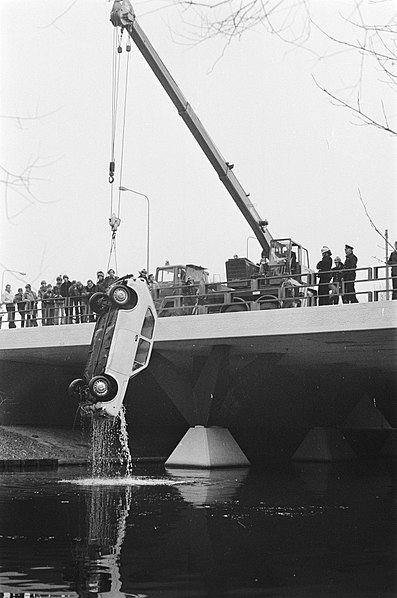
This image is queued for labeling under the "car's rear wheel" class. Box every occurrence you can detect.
[68,378,86,400]
[89,375,118,402]
[109,284,138,309]
[89,292,110,314]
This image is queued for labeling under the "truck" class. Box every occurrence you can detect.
[110,2,315,314]
[153,237,315,316]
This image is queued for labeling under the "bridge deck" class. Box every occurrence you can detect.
[1,301,395,373]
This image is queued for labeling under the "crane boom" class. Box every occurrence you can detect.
[110,1,273,257]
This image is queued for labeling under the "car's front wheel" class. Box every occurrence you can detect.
[89,375,118,402]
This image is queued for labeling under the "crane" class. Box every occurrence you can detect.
[110,0,273,258]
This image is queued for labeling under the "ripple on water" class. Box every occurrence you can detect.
[59,476,192,486]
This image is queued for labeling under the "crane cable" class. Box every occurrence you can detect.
[108,28,131,270]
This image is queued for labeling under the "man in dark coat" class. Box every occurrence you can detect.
[316,246,333,306]
[387,241,397,300]
[60,275,73,323]
[96,271,107,293]
[342,244,359,303]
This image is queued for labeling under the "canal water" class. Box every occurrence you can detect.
[0,459,395,597]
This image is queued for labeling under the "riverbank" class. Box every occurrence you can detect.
[0,426,89,465]
[0,425,169,468]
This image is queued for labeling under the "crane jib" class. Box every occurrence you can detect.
[110,0,272,257]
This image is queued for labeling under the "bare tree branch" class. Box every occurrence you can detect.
[170,0,397,134]
[312,76,397,134]
[358,187,394,252]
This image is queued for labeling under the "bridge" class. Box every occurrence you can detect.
[0,299,396,465]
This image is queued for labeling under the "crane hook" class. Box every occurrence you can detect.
[109,160,115,184]
[109,213,121,238]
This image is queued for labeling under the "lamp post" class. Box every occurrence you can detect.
[246,236,257,261]
[119,186,150,273]
[1,269,26,296]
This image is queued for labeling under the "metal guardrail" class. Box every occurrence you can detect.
[0,265,395,326]
[154,266,394,317]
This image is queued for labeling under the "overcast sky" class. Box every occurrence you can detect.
[1,0,396,291]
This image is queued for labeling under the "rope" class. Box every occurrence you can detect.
[107,235,119,275]
[109,27,123,209]
[117,46,131,218]
[107,29,132,272]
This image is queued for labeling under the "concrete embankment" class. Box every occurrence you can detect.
[0,425,171,469]
[0,426,89,468]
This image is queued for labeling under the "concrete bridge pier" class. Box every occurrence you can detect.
[292,393,396,461]
[150,346,250,468]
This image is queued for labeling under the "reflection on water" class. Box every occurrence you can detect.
[0,460,396,597]
[69,483,132,597]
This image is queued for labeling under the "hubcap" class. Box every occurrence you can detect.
[113,287,128,304]
[93,379,109,396]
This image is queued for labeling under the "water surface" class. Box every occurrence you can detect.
[0,460,395,597]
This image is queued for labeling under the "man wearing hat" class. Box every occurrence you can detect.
[104,268,117,290]
[316,246,333,306]
[96,271,107,293]
[342,244,358,303]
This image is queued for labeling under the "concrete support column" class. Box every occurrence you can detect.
[292,427,356,462]
[165,425,250,468]
[150,347,250,468]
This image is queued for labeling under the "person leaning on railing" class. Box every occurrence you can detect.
[53,281,65,325]
[84,279,97,322]
[75,281,87,323]
[387,241,397,300]
[60,275,72,324]
[23,284,38,327]
[42,284,56,325]
[1,284,16,328]
[38,280,49,325]
[330,256,344,305]
[14,288,26,328]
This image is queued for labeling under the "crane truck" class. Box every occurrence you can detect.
[110,1,315,315]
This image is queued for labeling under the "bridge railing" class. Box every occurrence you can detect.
[155,265,394,317]
[0,265,394,326]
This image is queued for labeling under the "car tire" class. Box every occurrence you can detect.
[109,284,138,309]
[220,297,249,313]
[68,378,86,400]
[257,295,281,310]
[89,292,110,314]
[89,375,118,402]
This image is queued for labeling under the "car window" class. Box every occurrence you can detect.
[140,308,155,339]
[133,338,151,371]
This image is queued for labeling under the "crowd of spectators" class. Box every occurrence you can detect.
[0,268,157,329]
